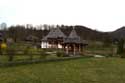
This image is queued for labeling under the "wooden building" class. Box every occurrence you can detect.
[63,28,87,55]
[41,28,66,48]
[41,27,87,55]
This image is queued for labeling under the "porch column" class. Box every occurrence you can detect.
[73,44,76,55]
[46,41,47,48]
[63,45,65,51]
[66,45,69,54]
[51,41,53,48]
[81,46,84,55]
[56,41,58,48]
[79,44,81,53]
[56,42,58,48]
[52,41,54,48]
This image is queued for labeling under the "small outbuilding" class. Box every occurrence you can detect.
[63,28,87,55]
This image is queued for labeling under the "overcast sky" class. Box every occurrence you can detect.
[0,0,125,31]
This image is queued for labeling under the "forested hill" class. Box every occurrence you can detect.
[109,26,125,39]
[1,25,113,42]
[61,25,108,41]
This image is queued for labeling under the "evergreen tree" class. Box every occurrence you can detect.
[117,39,124,56]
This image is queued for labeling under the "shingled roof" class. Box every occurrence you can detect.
[64,28,84,44]
[42,27,87,45]
[42,28,67,41]
[68,28,80,39]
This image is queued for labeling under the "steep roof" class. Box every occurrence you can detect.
[42,27,87,45]
[68,28,80,39]
[42,28,67,41]
[64,28,84,44]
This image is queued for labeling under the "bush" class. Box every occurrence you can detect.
[56,51,64,57]
[0,43,7,55]
[120,54,124,58]
[117,39,124,55]
[40,50,49,59]
[23,46,30,55]
[1,43,7,49]
[6,48,16,61]
[0,48,2,55]
[24,46,38,60]
[23,46,33,60]
[120,50,125,58]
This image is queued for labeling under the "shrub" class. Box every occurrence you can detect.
[28,47,36,60]
[6,48,16,61]
[0,48,2,55]
[39,51,48,59]
[56,51,64,57]
[120,49,125,58]
[1,43,7,49]
[117,39,124,55]
[120,54,125,58]
[23,46,30,55]
[116,39,125,58]
[23,46,33,60]
[0,43,7,55]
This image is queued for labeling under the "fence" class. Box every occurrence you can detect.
[0,49,87,67]
[0,49,51,63]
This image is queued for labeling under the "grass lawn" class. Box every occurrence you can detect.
[0,58,125,83]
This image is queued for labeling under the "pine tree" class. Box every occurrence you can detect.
[117,39,124,57]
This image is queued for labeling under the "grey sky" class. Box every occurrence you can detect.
[0,0,125,31]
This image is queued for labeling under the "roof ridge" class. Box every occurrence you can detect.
[42,27,67,40]
[68,28,80,39]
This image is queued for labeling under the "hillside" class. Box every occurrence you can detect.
[4,25,111,42]
[110,26,125,39]
[61,25,108,41]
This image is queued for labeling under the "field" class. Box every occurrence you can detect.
[0,58,125,83]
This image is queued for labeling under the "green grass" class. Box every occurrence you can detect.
[0,58,125,83]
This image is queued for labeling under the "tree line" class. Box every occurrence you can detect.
[0,24,112,43]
